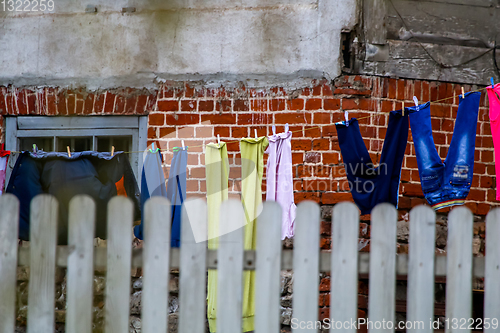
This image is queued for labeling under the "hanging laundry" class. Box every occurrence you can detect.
[266,130,296,239]
[134,149,167,239]
[409,92,480,210]
[487,83,500,201]
[133,147,187,247]
[167,147,187,247]
[7,151,141,244]
[240,136,268,332]
[0,144,10,195]
[206,141,230,333]
[335,108,411,215]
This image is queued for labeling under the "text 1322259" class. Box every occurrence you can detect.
[1,0,54,12]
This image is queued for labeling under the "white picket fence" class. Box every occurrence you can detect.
[0,193,499,333]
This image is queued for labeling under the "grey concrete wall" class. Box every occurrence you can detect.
[0,0,358,89]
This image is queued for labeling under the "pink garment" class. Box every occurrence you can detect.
[266,131,296,239]
[487,83,500,200]
[0,156,8,195]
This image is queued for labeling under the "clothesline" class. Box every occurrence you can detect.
[7,85,489,155]
[129,85,489,153]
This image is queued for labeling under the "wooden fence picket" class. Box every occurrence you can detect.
[66,195,96,333]
[7,197,499,333]
[484,208,500,331]
[255,202,282,333]
[0,195,19,333]
[142,197,171,333]
[368,203,397,333]
[292,201,321,333]
[330,202,359,333]
[104,196,134,333]
[178,199,208,333]
[407,205,436,333]
[27,195,58,333]
[446,206,473,333]
[217,200,245,333]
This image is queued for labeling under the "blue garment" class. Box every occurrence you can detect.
[408,92,480,210]
[167,148,187,247]
[7,151,141,244]
[134,148,187,247]
[336,108,411,215]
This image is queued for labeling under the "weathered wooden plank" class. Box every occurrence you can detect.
[329,202,359,333]
[178,199,208,333]
[364,0,387,44]
[27,195,58,333]
[414,0,494,6]
[386,0,498,47]
[407,205,436,333]
[446,206,473,333]
[484,208,500,330]
[368,203,397,333]
[105,197,133,333]
[142,197,171,333]
[0,195,19,333]
[360,40,499,86]
[15,243,490,278]
[66,195,95,333]
[217,200,245,333]
[292,201,320,333]
[255,202,282,333]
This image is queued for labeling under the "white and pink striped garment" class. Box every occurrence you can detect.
[266,131,296,239]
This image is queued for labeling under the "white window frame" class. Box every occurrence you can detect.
[4,115,148,188]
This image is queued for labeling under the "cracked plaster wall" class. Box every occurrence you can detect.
[0,0,358,90]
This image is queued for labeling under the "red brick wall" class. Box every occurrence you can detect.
[0,76,496,216]
[150,76,496,216]
[0,75,495,326]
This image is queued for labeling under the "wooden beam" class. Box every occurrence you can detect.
[17,246,487,277]
[364,0,388,45]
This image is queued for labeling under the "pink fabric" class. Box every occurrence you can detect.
[266,131,296,239]
[487,84,500,200]
[0,156,8,195]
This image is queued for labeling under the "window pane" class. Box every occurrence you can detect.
[19,137,54,152]
[57,137,92,152]
[97,136,131,153]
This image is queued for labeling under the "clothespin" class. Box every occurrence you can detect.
[67,146,71,158]
[181,140,185,150]
[272,125,276,135]
[402,101,405,116]
[254,129,258,139]
[344,111,349,126]
[461,87,465,98]
[285,123,289,133]
[413,96,419,111]
[149,142,159,153]
[217,134,220,148]
[491,77,495,89]
[111,146,115,157]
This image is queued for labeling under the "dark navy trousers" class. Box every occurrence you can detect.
[336,109,411,215]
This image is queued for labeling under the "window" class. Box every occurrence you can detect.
[5,116,148,187]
